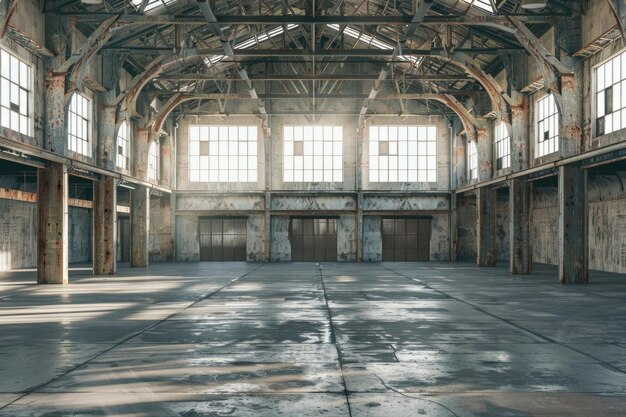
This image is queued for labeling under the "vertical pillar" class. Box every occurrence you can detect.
[476,186,496,267]
[510,178,532,274]
[93,176,117,275]
[560,67,583,159]
[476,121,493,182]
[131,185,150,267]
[510,91,529,172]
[559,164,588,283]
[450,194,457,262]
[37,162,68,284]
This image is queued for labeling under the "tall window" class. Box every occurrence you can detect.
[68,93,92,157]
[148,140,159,181]
[468,140,478,180]
[283,126,342,182]
[595,50,626,136]
[0,49,31,136]
[535,94,559,157]
[369,126,437,183]
[188,125,257,182]
[116,121,130,170]
[494,122,510,170]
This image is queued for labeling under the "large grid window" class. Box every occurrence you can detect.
[595,50,626,136]
[148,140,160,181]
[494,122,510,170]
[369,126,437,183]
[0,49,31,136]
[189,125,258,182]
[283,126,342,182]
[535,94,559,157]
[116,121,130,170]
[468,140,478,180]
[68,93,92,157]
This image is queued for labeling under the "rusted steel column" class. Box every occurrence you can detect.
[476,186,496,267]
[510,91,529,172]
[558,164,588,284]
[510,177,532,274]
[476,121,493,182]
[37,162,68,284]
[98,90,118,171]
[44,73,67,155]
[560,70,583,158]
[93,176,117,275]
[131,184,150,267]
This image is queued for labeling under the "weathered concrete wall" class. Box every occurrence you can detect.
[270,216,290,261]
[0,199,91,271]
[0,199,37,271]
[456,195,476,262]
[531,186,559,266]
[431,214,450,261]
[338,214,358,261]
[175,215,199,262]
[496,188,510,263]
[69,207,92,263]
[363,216,382,262]
[246,215,266,262]
[362,195,449,211]
[149,196,174,262]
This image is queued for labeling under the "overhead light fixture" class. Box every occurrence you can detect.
[520,0,547,10]
[80,0,103,4]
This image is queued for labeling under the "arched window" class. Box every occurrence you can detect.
[494,122,510,170]
[535,93,559,157]
[68,92,92,157]
[148,140,160,181]
[116,121,130,170]
[468,140,478,180]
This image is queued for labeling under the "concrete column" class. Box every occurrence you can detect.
[134,127,151,181]
[476,186,496,267]
[509,178,532,274]
[37,162,68,284]
[560,69,583,159]
[450,194,458,262]
[476,121,493,182]
[93,176,117,275]
[131,185,150,267]
[558,164,588,283]
[44,73,67,155]
[97,91,118,171]
[510,91,529,172]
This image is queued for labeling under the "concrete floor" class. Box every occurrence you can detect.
[1,263,626,416]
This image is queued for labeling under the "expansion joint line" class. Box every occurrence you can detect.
[317,263,353,417]
[0,263,267,411]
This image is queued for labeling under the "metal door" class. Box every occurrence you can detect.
[199,218,247,261]
[382,218,431,261]
[290,218,337,261]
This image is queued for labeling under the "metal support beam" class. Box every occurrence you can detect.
[476,186,496,267]
[509,178,532,274]
[37,162,68,284]
[558,164,588,284]
[131,184,150,267]
[93,176,117,275]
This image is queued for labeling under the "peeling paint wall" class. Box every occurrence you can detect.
[175,215,199,262]
[0,200,91,270]
[270,216,290,261]
[456,195,477,262]
[149,196,174,262]
[496,188,510,263]
[337,215,358,261]
[246,215,266,262]
[531,186,559,266]
[363,216,382,262]
[431,214,450,261]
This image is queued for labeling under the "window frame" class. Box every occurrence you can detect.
[148,140,160,182]
[0,48,33,137]
[494,122,511,170]
[593,48,626,138]
[468,140,478,181]
[283,125,343,183]
[116,121,130,170]
[368,125,437,183]
[534,93,560,158]
[188,125,258,183]
[67,92,93,157]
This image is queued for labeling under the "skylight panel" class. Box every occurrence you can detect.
[131,0,177,12]
[460,0,494,12]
